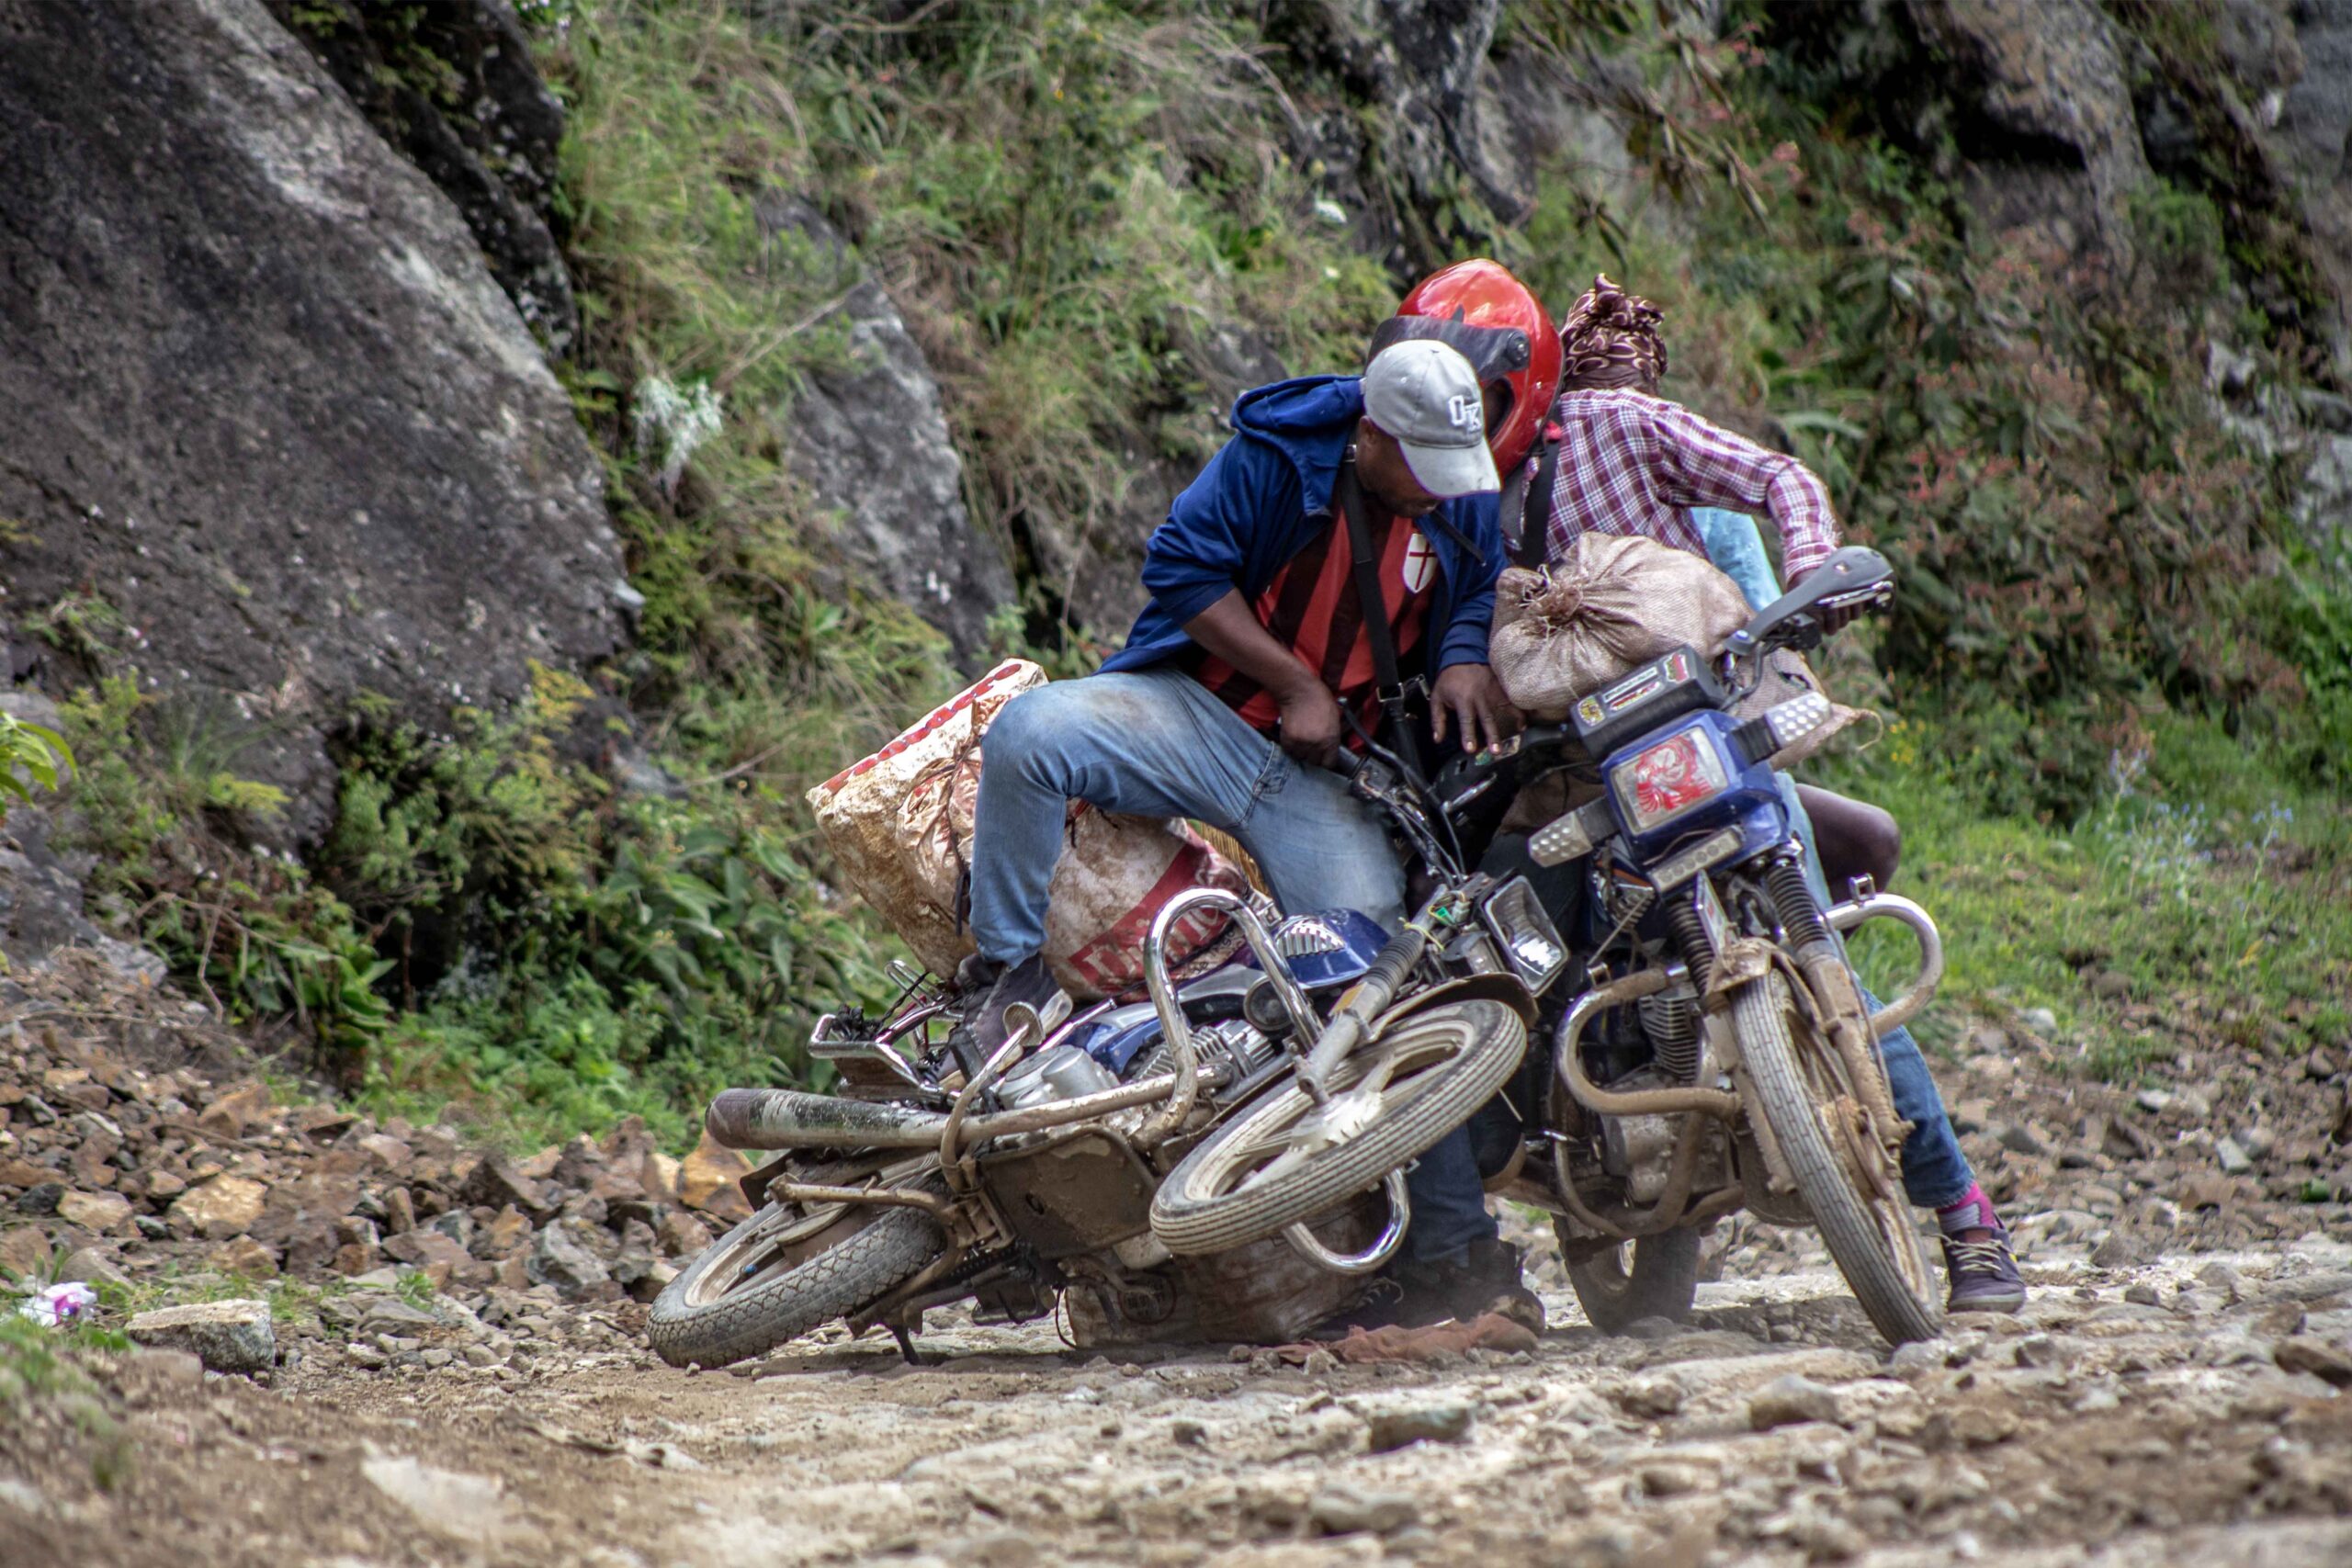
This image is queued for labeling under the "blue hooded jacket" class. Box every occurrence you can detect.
[1099,375,1503,678]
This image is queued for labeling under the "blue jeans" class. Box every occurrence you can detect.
[968,667,1493,1260]
[969,667,1405,961]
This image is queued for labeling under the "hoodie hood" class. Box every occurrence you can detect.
[1227,374,1363,518]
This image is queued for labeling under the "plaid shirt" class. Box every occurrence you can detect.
[1534,388,1840,584]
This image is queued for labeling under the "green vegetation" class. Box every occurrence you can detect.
[0,705,71,823]
[27,0,2349,1139]
[1828,711,2351,1080]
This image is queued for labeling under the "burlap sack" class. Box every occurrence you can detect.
[808,660,1250,1001]
[1490,533,1862,766]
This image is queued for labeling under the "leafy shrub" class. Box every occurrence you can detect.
[0,708,72,821]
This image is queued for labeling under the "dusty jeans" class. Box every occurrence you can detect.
[967,664,1494,1259]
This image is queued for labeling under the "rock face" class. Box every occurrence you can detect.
[1903,0,2154,262]
[769,200,1014,662]
[260,0,579,352]
[1271,0,1515,269]
[0,0,626,843]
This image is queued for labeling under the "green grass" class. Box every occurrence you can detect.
[1817,712,2352,1082]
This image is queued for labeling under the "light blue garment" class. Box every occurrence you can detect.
[1692,505,1783,615]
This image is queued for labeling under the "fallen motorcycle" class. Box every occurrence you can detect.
[648,546,1947,1363]
[645,841,1555,1368]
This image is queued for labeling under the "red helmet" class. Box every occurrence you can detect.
[1370,259,1561,474]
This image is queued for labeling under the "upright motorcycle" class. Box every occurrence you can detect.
[1149,545,1950,1346]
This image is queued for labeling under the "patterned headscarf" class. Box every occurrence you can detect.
[1558,274,1667,392]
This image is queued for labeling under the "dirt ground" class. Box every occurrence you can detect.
[7,1224,2352,1568]
[6,953,2351,1567]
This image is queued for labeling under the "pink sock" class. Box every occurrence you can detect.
[1936,1183,2001,1235]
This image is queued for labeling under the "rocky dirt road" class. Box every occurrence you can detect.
[8,1231,2352,1568]
[6,955,2352,1566]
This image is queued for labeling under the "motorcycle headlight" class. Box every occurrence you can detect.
[1610,727,1731,834]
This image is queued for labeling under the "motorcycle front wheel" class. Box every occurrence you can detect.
[1149,998,1527,1257]
[647,1198,944,1370]
[1732,969,1942,1346]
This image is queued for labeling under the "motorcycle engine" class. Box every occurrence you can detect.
[1130,1016,1281,1090]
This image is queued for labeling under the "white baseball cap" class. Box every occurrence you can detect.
[1362,339,1499,498]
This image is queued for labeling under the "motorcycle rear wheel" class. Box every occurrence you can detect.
[1732,970,1942,1346]
[1149,998,1526,1257]
[1558,1224,1702,1333]
[647,1199,944,1370]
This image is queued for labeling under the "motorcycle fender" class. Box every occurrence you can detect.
[1380,972,1539,1030]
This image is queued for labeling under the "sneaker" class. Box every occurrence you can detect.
[1316,1237,1545,1337]
[946,953,1064,1077]
[1939,1221,2027,1314]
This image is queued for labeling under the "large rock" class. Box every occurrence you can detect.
[676,1130,754,1224]
[767,198,1014,662]
[1269,0,1514,269]
[0,0,626,843]
[168,1175,270,1241]
[1903,0,2153,262]
[260,0,578,351]
[127,1299,276,1374]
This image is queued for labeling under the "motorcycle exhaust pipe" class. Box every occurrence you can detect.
[707,1089,950,1151]
[707,1068,1221,1153]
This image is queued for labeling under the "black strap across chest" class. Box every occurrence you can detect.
[1334,454,1426,780]
[1509,434,1564,570]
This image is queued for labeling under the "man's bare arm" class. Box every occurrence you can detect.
[1184,591,1341,765]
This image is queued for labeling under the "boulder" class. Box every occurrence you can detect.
[127,1299,277,1374]
[261,0,578,351]
[527,1217,612,1298]
[0,0,625,843]
[768,198,1014,662]
[1902,0,2152,263]
[53,1190,132,1234]
[676,1131,754,1224]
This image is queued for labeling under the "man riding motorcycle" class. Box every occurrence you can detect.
[1507,274,2025,1314]
[954,334,1536,1326]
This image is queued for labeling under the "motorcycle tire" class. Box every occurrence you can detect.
[647,1201,944,1370]
[1557,1224,1702,1333]
[1149,998,1526,1257]
[1732,970,1943,1346]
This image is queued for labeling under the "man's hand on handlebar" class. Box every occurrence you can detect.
[1273,679,1343,768]
[1430,663,1521,755]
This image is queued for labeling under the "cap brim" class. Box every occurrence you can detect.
[1398,438,1500,498]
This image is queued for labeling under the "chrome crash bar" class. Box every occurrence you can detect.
[1139,886,1318,1144]
[1824,886,1945,1038]
[1282,1169,1409,1276]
